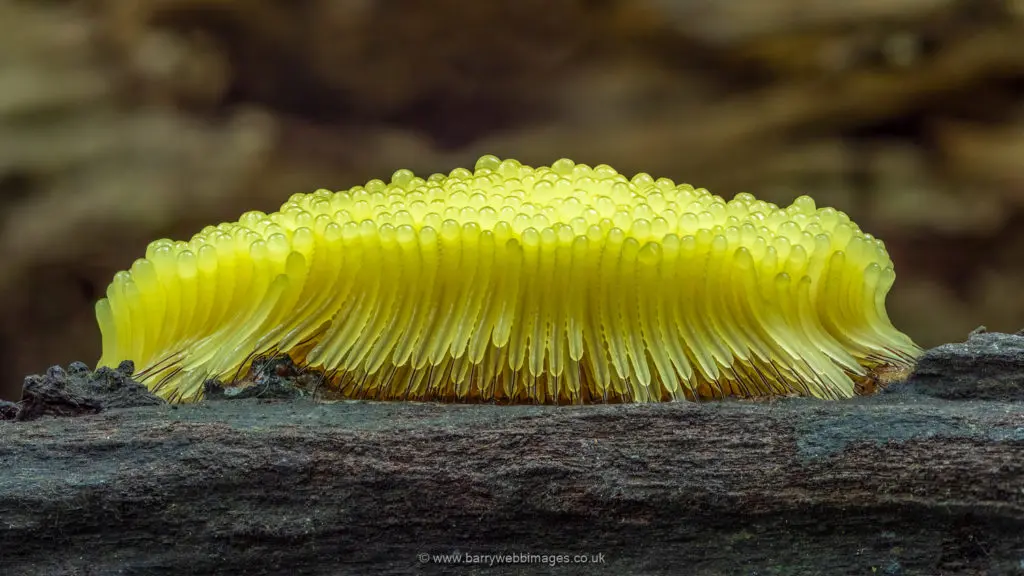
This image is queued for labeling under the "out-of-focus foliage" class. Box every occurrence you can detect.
[2,0,1024,399]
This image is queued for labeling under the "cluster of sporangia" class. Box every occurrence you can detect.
[97,155,920,403]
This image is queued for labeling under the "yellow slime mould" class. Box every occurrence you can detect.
[96,155,920,403]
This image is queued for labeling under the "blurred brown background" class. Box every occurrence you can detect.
[2,0,1024,400]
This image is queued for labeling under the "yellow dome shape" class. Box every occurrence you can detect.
[96,155,920,403]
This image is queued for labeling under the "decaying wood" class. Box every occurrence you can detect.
[1,334,1023,574]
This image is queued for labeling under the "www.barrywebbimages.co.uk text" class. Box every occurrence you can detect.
[419,551,606,567]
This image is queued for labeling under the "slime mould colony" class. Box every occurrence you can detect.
[95,155,921,404]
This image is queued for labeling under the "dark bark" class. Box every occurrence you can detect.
[1,334,1023,575]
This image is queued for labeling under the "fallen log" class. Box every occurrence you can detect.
[1,334,1022,575]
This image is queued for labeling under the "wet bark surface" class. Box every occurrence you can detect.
[1,334,1023,575]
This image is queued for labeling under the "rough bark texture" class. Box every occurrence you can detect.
[2,334,1023,575]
